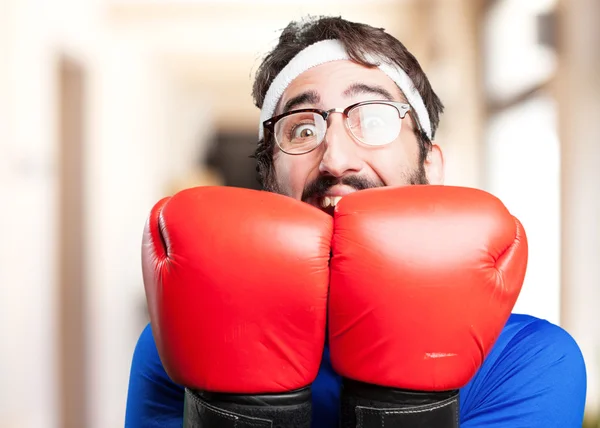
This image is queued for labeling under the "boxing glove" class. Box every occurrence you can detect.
[329,185,528,428]
[142,186,333,428]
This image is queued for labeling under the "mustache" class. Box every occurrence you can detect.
[301,175,383,201]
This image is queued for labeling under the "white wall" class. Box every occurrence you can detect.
[0,0,59,426]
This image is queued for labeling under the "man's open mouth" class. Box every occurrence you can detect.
[311,195,343,216]
[304,184,358,215]
[320,196,342,209]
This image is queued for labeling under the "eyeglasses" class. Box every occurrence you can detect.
[262,100,422,155]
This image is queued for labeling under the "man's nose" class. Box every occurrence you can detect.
[318,116,364,177]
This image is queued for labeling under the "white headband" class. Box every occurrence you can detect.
[258,39,432,141]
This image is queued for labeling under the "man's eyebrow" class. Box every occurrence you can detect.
[281,90,321,114]
[342,83,399,102]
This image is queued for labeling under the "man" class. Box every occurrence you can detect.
[125,16,587,427]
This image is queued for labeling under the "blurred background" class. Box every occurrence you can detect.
[1,0,598,426]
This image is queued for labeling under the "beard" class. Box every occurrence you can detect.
[301,164,428,202]
[263,161,429,200]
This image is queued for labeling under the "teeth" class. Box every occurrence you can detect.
[320,196,342,208]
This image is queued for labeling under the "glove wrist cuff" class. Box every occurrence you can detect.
[184,387,312,428]
[340,379,460,428]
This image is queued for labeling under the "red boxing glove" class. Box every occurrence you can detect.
[142,186,332,428]
[329,185,528,428]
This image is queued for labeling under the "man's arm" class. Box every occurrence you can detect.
[460,314,587,428]
[125,323,185,428]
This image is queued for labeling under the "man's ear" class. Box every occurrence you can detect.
[425,143,445,185]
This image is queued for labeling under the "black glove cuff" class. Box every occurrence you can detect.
[340,379,460,428]
[184,387,312,428]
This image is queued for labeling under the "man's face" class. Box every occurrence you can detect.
[271,60,443,214]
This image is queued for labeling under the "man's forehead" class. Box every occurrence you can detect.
[276,60,405,112]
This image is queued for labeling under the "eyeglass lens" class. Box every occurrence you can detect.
[274,103,402,154]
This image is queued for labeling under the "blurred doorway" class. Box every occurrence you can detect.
[57,54,88,428]
[206,131,262,190]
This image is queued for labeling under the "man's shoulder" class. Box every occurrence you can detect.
[501,313,583,360]
[129,322,184,390]
[129,322,167,377]
[483,313,586,382]
[459,313,587,426]
[125,323,185,428]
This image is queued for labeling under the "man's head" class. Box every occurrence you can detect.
[252,16,445,214]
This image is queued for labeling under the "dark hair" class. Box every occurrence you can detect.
[252,16,444,190]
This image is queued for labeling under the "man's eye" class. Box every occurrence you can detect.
[362,116,386,128]
[292,124,317,139]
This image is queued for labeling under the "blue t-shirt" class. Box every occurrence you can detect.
[124,314,586,427]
